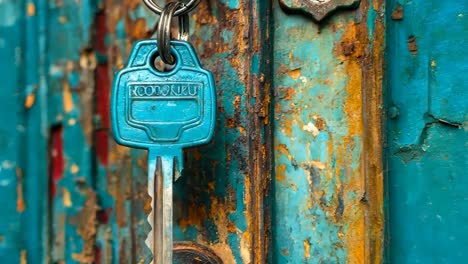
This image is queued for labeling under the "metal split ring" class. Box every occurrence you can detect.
[156,2,189,65]
[143,0,200,16]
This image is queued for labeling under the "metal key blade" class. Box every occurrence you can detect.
[146,149,182,264]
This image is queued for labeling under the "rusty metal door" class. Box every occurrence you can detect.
[0,0,386,263]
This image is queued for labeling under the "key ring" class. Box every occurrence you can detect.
[156,2,189,65]
[143,0,200,16]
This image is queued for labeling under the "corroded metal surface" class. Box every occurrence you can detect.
[103,0,273,262]
[272,0,384,262]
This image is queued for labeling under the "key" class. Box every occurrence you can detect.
[111,40,216,263]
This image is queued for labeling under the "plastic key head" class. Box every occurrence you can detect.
[111,40,216,156]
[110,40,216,264]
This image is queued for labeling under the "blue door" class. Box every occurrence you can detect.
[0,0,466,263]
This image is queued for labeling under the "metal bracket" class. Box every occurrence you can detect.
[279,0,361,21]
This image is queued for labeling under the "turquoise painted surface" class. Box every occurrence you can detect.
[272,0,384,262]
[386,0,468,263]
[0,1,25,263]
[0,0,49,262]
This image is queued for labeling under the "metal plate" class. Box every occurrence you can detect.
[279,0,361,21]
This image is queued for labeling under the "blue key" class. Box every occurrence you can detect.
[111,40,216,263]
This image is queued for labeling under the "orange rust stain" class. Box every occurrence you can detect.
[281,87,295,101]
[16,167,25,212]
[70,164,79,174]
[330,1,385,261]
[70,189,97,263]
[238,126,246,135]
[233,95,241,109]
[240,171,253,264]
[59,16,67,23]
[283,118,293,137]
[192,149,202,161]
[63,82,74,113]
[178,205,207,232]
[407,36,418,55]
[206,196,236,264]
[131,18,147,39]
[226,118,236,128]
[287,68,301,79]
[63,188,72,207]
[124,0,140,10]
[27,3,35,16]
[303,239,311,259]
[24,93,36,109]
[20,250,27,264]
[391,3,404,20]
[333,18,367,263]
[275,164,286,183]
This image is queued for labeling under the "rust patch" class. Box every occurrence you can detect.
[70,188,98,263]
[342,41,356,56]
[287,68,302,79]
[331,0,385,261]
[27,2,36,16]
[207,196,237,263]
[24,93,36,109]
[391,3,404,20]
[62,81,74,113]
[63,188,72,207]
[303,239,311,259]
[276,164,287,183]
[20,250,27,264]
[131,18,147,40]
[16,167,25,212]
[407,35,418,55]
[178,204,208,232]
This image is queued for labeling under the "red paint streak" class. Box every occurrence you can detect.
[50,126,64,198]
[95,10,110,166]
[94,245,102,263]
[97,207,113,224]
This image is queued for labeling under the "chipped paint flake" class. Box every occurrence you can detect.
[70,164,79,174]
[26,2,35,16]
[303,239,311,259]
[2,160,15,169]
[16,167,25,212]
[20,250,27,264]
[302,122,320,137]
[63,188,72,207]
[63,82,74,113]
[68,118,76,126]
[24,93,35,108]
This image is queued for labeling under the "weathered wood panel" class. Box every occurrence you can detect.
[0,0,385,263]
[0,0,49,262]
[272,0,384,262]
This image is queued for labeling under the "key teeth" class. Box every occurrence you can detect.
[146,180,155,264]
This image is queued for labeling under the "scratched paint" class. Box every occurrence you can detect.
[386,0,468,263]
[272,0,384,263]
